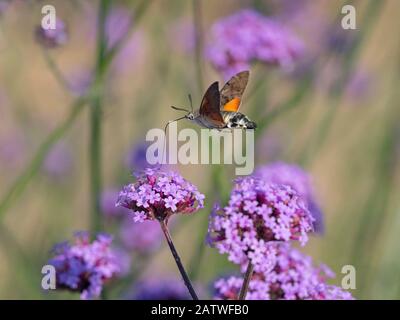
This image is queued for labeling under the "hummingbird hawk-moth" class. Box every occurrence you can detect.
[170,71,256,130]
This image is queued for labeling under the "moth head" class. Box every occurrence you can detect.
[186,113,195,120]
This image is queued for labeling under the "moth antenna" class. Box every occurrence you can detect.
[188,94,193,112]
[171,106,190,113]
[161,116,187,165]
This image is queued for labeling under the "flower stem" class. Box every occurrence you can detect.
[239,262,254,300]
[192,0,204,94]
[159,220,199,300]
[89,0,110,233]
[0,98,86,221]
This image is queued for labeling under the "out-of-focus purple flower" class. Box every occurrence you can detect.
[111,246,131,277]
[101,189,130,218]
[345,69,373,101]
[125,141,173,173]
[254,162,324,233]
[325,25,357,55]
[113,32,143,73]
[205,9,304,78]
[67,69,93,97]
[42,142,73,179]
[130,277,191,300]
[256,132,285,162]
[116,168,205,223]
[208,177,314,273]
[0,0,12,15]
[102,7,143,73]
[35,18,68,48]
[213,244,354,300]
[125,141,152,172]
[120,218,162,253]
[105,7,132,49]
[48,232,121,300]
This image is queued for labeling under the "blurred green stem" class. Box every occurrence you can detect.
[0,98,86,221]
[0,0,153,223]
[192,0,204,94]
[103,0,153,72]
[255,75,312,138]
[89,0,111,233]
[41,49,70,93]
[299,0,385,166]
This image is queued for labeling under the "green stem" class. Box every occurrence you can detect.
[299,0,385,166]
[192,0,204,94]
[103,0,153,72]
[41,49,71,92]
[89,0,110,233]
[255,75,312,138]
[0,98,86,221]
[0,0,153,224]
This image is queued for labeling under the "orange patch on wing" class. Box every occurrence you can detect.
[223,97,241,112]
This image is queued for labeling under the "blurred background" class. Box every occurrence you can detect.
[0,0,399,299]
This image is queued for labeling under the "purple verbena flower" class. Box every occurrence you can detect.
[345,69,373,102]
[101,189,130,218]
[105,7,132,49]
[67,69,93,97]
[205,9,304,78]
[208,177,314,273]
[213,244,354,300]
[125,141,153,172]
[116,168,204,222]
[255,162,324,233]
[42,142,73,180]
[0,0,11,15]
[35,18,68,48]
[119,218,162,253]
[48,232,120,299]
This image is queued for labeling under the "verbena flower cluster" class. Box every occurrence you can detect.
[255,162,324,233]
[208,177,314,273]
[116,168,205,223]
[213,244,353,300]
[48,232,120,299]
[205,9,304,78]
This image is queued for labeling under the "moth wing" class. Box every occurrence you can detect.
[220,70,249,112]
[199,81,225,126]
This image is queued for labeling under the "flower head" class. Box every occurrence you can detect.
[48,232,120,299]
[255,162,324,233]
[205,9,304,78]
[116,168,204,222]
[35,18,68,48]
[213,244,353,300]
[208,177,314,273]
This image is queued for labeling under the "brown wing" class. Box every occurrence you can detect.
[220,70,249,112]
[199,81,225,125]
